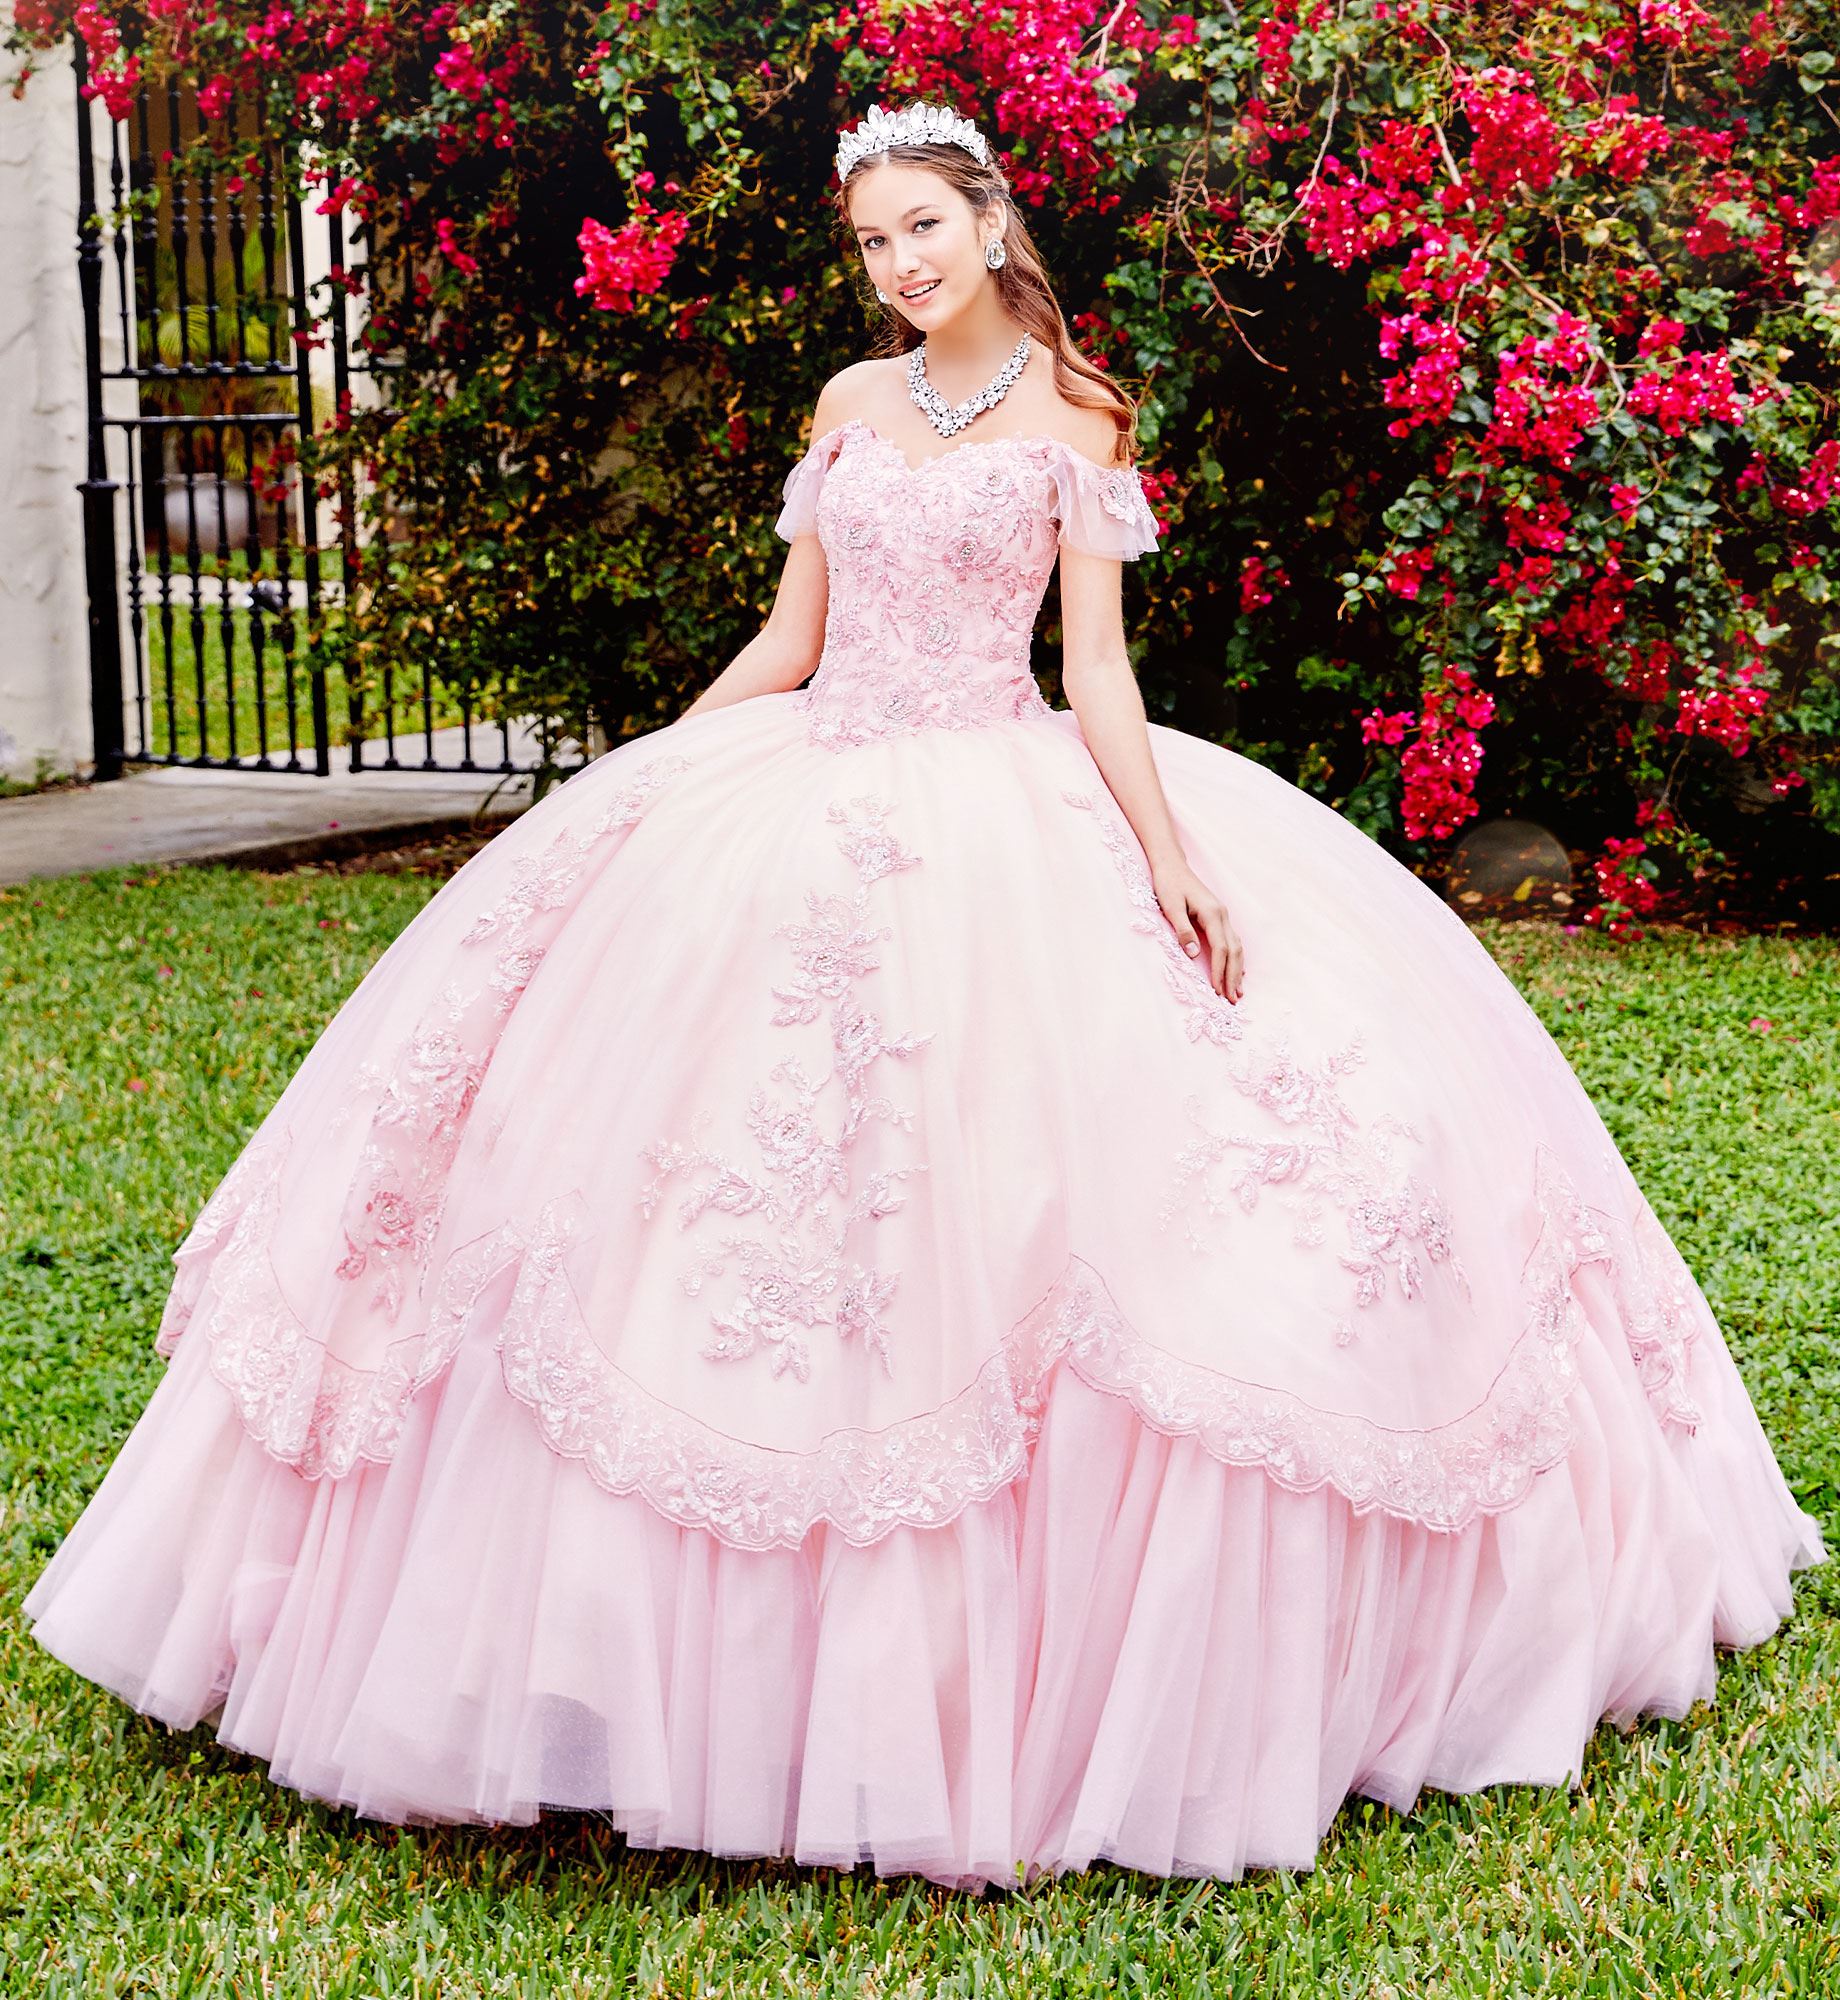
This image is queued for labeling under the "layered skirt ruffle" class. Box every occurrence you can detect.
[24,693,1826,1889]
[23,1236,1821,1892]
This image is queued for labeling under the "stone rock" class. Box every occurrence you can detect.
[1443,817,1574,917]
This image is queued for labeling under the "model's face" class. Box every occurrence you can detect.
[847,161,999,327]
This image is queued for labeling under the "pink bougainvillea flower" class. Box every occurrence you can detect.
[575,205,689,313]
[1360,707,1414,748]
[842,0,1157,208]
[1627,347,1749,435]
[1637,315,1688,354]
[1608,481,1643,522]
[432,217,479,276]
[1239,552,1288,612]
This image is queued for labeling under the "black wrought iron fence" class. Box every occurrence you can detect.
[74,47,566,781]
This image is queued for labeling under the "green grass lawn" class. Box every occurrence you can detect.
[2,866,1837,1997]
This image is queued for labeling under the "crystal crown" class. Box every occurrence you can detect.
[835,101,991,184]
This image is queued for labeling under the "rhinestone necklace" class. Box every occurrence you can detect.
[907,331,1033,440]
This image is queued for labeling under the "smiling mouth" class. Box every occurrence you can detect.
[900,279,942,301]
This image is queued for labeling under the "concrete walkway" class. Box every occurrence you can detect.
[0,743,541,886]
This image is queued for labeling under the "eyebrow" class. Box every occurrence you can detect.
[854,205,938,233]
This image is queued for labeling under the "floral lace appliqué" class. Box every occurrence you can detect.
[636,793,932,1383]
[1612,1196,1704,1427]
[1093,465,1146,524]
[792,424,1060,752]
[156,1133,426,1477]
[430,1192,1037,1550]
[1016,1143,1612,1531]
[163,1127,1705,1540]
[155,751,693,1478]
[1061,786,1469,1342]
[334,1029,488,1321]
[434,1141,1691,1546]
[330,752,691,1325]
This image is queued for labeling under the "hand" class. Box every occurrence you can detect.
[1150,858,1245,1002]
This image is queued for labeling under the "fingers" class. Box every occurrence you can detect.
[1177,891,1222,1001]
[1196,903,1244,1003]
[1156,876,1246,1003]
[1157,883,1203,962]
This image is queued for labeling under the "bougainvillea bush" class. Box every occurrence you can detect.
[13,0,1840,926]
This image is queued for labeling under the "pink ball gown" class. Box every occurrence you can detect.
[24,414,1824,1892]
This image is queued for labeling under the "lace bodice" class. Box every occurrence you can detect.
[775,418,1162,752]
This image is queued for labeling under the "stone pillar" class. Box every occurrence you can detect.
[0,42,97,782]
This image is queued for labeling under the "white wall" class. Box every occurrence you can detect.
[0,41,97,782]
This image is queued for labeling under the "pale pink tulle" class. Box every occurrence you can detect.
[24,1210,1820,1891]
[20,443,1827,1889]
[777,420,1163,562]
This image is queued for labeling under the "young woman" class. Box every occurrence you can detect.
[25,98,1823,1893]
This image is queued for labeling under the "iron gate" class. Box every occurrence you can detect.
[74,48,557,782]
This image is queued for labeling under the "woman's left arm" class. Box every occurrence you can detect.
[1058,542,1245,1002]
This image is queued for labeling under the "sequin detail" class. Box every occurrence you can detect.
[1061,786,1470,1342]
[636,794,933,1384]
[153,751,693,1477]
[329,751,692,1324]
[783,422,1157,753]
[158,1114,1703,1539]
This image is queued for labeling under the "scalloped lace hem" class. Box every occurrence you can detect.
[155,1132,1707,1549]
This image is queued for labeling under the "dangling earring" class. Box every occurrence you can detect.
[984,238,1006,270]
[875,287,889,303]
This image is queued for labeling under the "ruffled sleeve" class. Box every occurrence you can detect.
[1049,445,1163,561]
[773,424,849,543]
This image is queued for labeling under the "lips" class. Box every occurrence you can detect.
[900,279,941,302]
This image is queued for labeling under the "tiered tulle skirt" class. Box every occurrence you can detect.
[23,692,1826,1890]
[24,1197,1821,1891]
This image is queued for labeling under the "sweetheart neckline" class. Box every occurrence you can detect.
[815,416,1134,483]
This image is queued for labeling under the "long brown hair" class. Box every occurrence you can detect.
[834,105,1140,468]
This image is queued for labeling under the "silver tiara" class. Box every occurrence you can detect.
[835,101,991,185]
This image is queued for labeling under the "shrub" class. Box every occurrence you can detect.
[13,0,1840,918]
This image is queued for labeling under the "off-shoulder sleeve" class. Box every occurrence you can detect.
[773,424,848,543]
[1049,446,1163,561]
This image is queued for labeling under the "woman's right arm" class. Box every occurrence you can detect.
[678,535,828,717]
[679,381,850,720]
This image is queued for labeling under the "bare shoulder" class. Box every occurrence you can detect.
[810,356,905,438]
[1011,345,1129,465]
[1040,393,1130,469]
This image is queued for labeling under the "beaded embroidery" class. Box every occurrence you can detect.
[636,793,932,1384]
[153,750,694,1477]
[1060,786,1471,1343]
[784,420,1158,753]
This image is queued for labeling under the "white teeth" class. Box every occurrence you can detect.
[902,281,940,299]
